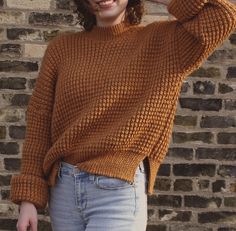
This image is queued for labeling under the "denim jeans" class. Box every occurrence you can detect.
[48,160,148,231]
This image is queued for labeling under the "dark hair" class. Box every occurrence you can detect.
[72,0,145,31]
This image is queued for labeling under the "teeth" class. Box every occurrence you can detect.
[98,0,112,2]
[98,0,114,6]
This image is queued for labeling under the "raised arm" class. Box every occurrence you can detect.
[10,34,63,210]
[167,0,236,78]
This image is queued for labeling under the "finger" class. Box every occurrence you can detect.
[30,219,38,231]
[16,223,28,231]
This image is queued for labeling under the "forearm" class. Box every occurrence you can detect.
[167,0,236,24]
[169,0,236,76]
[10,34,63,211]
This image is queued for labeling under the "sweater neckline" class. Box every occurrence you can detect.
[84,20,134,41]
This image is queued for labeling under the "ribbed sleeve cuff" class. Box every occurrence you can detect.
[10,174,49,210]
[167,0,208,22]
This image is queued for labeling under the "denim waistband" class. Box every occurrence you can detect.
[58,159,146,176]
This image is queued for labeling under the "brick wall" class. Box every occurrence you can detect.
[0,0,236,230]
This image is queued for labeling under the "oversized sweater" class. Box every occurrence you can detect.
[10,0,236,210]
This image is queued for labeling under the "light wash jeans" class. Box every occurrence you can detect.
[48,160,148,231]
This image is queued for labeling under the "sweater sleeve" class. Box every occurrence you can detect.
[167,0,236,78]
[10,35,63,211]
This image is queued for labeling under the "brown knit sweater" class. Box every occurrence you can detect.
[10,0,236,210]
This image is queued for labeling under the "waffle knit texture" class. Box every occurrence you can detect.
[10,0,236,210]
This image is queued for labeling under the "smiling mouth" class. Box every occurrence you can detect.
[95,0,116,8]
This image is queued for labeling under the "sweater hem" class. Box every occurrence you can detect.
[46,153,162,196]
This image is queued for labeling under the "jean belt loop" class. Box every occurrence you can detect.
[139,160,145,173]
[138,163,142,172]
[57,161,61,177]
[72,164,77,176]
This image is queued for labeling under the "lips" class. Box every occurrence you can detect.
[95,0,116,9]
[95,0,115,4]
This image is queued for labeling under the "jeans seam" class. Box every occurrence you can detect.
[134,185,137,216]
[74,172,78,207]
[57,162,62,180]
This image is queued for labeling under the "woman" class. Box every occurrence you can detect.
[10,0,236,231]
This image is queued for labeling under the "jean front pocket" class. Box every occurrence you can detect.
[57,167,74,184]
[95,175,135,190]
